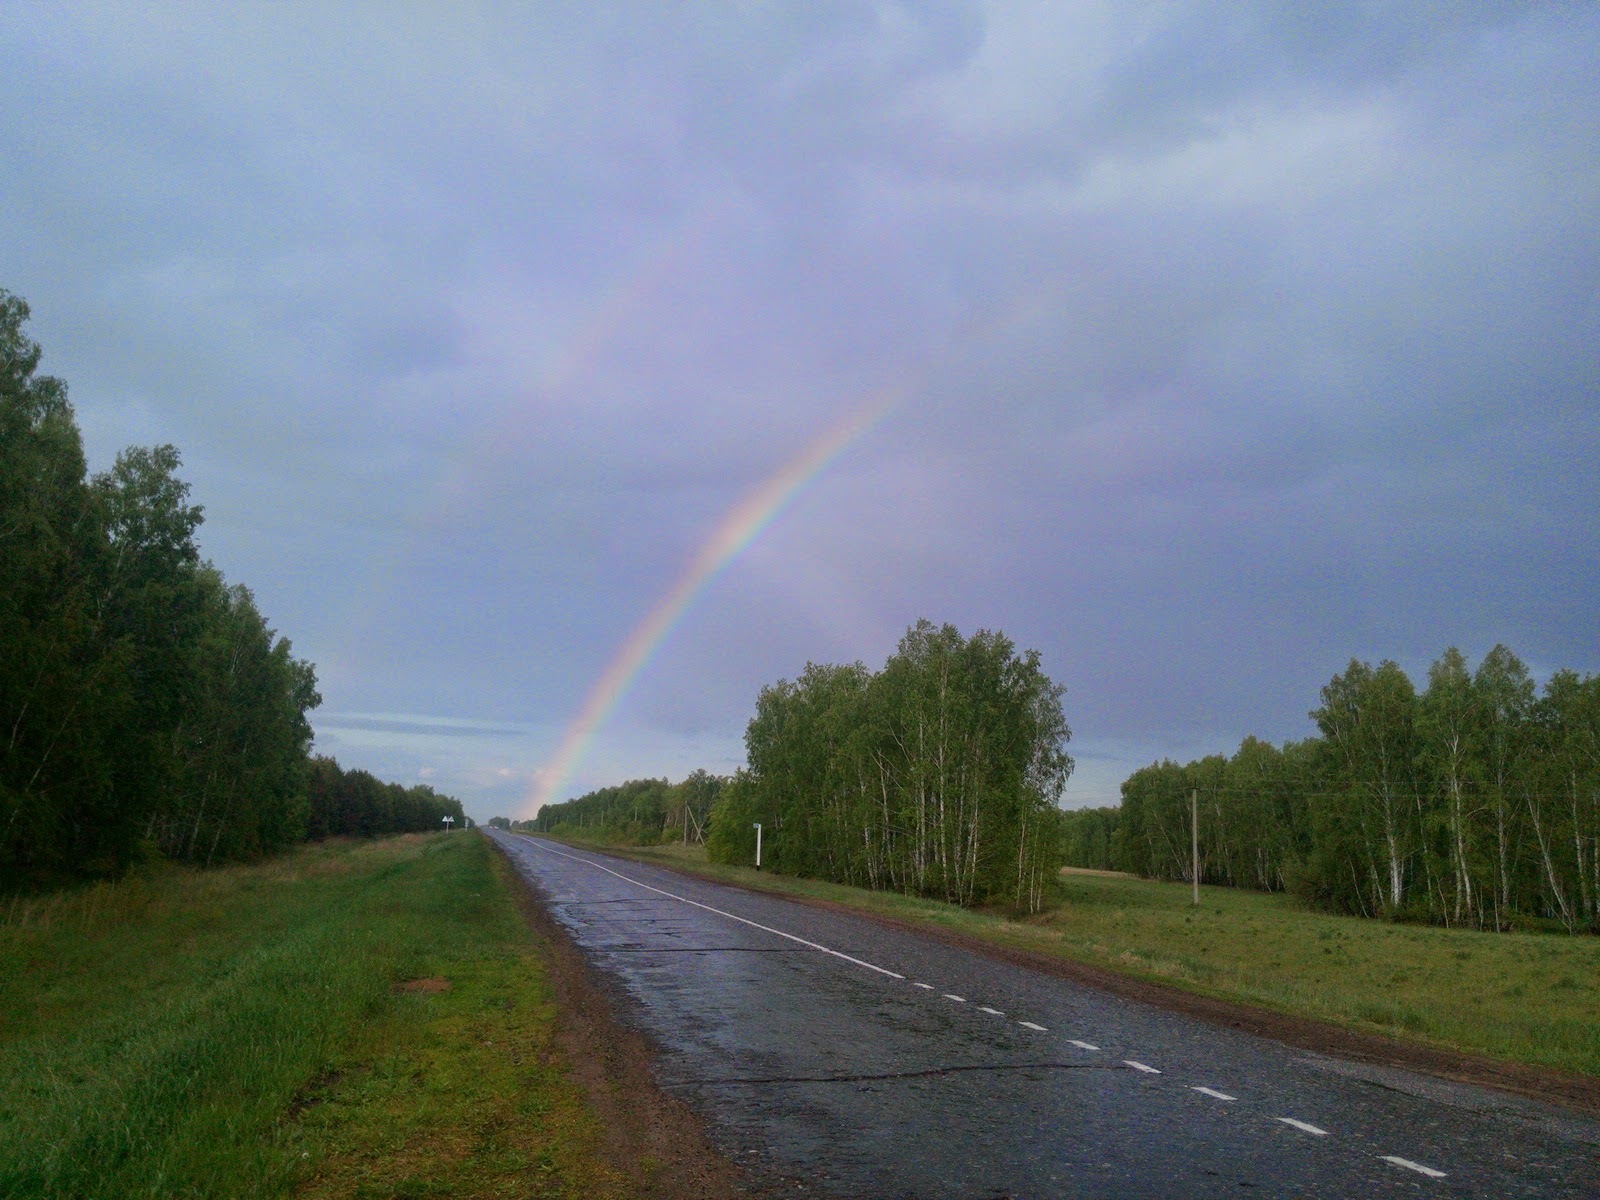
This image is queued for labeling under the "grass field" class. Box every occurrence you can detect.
[0,832,626,1200]
[559,839,1600,1079]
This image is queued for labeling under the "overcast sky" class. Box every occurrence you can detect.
[4,2,1596,821]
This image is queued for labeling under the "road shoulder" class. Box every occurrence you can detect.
[544,836,1600,1121]
[488,835,756,1200]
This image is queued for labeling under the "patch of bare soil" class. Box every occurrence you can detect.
[488,841,757,1199]
[395,976,451,993]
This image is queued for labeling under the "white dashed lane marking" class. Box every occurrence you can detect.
[514,839,1074,1034]
[506,836,1459,1184]
[1382,1156,1447,1179]
[516,839,1079,1045]
[1277,1118,1328,1136]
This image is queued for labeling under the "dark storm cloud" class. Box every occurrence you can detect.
[2,2,1595,814]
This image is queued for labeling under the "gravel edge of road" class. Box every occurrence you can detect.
[550,837,1600,1121]
[488,835,761,1199]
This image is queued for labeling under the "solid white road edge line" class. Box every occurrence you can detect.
[1276,1118,1328,1136]
[1381,1156,1446,1179]
[517,836,1068,1047]
[1069,1040,1099,1050]
[1125,1060,1161,1073]
[1191,1087,1236,1101]
[520,837,906,980]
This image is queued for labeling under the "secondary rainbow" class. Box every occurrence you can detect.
[521,385,902,817]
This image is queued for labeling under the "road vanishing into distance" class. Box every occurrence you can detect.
[488,831,1600,1198]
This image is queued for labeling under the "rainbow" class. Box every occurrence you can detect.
[518,285,1055,817]
[520,384,904,816]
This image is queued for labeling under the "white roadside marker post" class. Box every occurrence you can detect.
[753,822,762,870]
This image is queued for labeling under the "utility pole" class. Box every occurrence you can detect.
[1191,789,1199,907]
[753,822,763,870]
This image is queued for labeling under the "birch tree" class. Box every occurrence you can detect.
[1312,659,1421,915]
[1419,648,1482,925]
[1473,646,1535,930]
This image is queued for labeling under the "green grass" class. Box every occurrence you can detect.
[0,833,625,1199]
[562,838,1600,1078]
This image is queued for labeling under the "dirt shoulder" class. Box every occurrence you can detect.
[556,839,1600,1121]
[488,837,756,1199]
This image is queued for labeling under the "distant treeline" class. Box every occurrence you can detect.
[1064,647,1600,933]
[708,620,1072,910]
[0,290,464,888]
[512,771,724,844]
[517,622,1073,910]
[307,756,467,839]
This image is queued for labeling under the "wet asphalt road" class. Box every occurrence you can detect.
[488,831,1600,1198]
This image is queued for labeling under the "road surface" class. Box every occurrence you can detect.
[488,830,1600,1198]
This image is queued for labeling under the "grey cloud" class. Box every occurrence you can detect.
[2,3,1595,818]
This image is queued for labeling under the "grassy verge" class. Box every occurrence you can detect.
[548,838,1600,1079]
[0,832,626,1199]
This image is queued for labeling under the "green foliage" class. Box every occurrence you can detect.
[0,290,107,878]
[1060,805,1121,871]
[704,769,760,864]
[0,287,462,887]
[527,777,673,843]
[667,767,725,844]
[1116,646,1600,933]
[305,756,468,839]
[526,770,727,846]
[707,619,1073,910]
[594,837,1600,1076]
[0,290,323,884]
[0,833,622,1199]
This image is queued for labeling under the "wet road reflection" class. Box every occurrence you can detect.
[491,831,1600,1199]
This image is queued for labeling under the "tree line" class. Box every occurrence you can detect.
[307,756,467,839]
[705,620,1072,910]
[517,623,1073,910]
[1065,646,1600,933]
[0,289,463,888]
[514,770,724,845]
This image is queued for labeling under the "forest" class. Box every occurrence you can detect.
[517,770,725,845]
[1063,647,1600,933]
[306,756,467,839]
[706,620,1072,910]
[520,622,1073,910]
[0,289,464,888]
